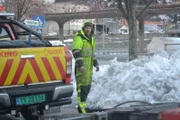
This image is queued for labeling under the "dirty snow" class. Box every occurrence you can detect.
[71,50,180,108]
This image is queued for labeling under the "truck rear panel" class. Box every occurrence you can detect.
[0,47,66,86]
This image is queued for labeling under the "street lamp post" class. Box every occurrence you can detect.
[102,19,105,49]
[94,19,97,35]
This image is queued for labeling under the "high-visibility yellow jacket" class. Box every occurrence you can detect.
[72,28,98,85]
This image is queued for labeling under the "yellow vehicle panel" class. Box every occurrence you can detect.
[0,47,66,86]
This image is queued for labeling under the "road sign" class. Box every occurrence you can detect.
[24,19,39,26]
[37,29,42,34]
[32,15,45,28]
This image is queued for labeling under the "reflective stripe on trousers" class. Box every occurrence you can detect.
[77,84,91,114]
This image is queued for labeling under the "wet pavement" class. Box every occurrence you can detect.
[0,107,80,120]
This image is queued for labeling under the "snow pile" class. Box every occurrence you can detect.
[71,50,180,108]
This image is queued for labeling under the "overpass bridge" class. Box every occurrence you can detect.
[45,4,180,22]
[45,4,180,52]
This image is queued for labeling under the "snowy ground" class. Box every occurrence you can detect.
[71,50,180,109]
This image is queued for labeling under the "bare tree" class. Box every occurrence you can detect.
[73,0,109,10]
[87,0,108,10]
[116,0,139,61]
[0,0,53,21]
[114,0,155,61]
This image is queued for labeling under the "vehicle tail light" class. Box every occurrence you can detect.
[65,47,72,84]
[66,61,72,74]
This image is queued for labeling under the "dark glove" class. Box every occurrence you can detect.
[95,66,99,72]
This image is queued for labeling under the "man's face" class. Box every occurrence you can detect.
[84,26,92,35]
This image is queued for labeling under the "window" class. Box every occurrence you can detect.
[12,24,40,40]
[0,27,11,40]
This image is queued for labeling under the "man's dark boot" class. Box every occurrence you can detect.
[77,106,92,113]
[78,106,82,113]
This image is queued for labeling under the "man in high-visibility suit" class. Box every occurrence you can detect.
[72,20,99,114]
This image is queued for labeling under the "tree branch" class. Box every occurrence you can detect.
[136,0,154,19]
[2,0,53,20]
[117,0,128,20]
[20,0,31,18]
[124,0,130,16]
[125,0,131,22]
[17,0,21,20]
[19,0,26,18]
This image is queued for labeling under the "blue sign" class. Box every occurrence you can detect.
[32,15,45,28]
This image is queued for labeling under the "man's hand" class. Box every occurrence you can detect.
[79,66,85,73]
[95,66,99,72]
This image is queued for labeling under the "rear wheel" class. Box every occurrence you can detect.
[20,107,39,120]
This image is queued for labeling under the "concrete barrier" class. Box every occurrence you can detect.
[95,49,128,55]
[147,37,180,55]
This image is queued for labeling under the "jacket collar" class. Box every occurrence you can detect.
[80,30,92,41]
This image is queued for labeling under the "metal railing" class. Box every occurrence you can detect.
[95,49,128,55]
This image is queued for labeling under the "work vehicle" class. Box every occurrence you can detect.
[0,13,73,120]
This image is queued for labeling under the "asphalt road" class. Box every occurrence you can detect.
[0,107,80,120]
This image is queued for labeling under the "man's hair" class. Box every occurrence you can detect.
[84,22,93,27]
[82,20,93,28]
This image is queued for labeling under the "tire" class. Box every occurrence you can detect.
[20,107,39,120]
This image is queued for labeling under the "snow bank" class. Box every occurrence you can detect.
[71,50,180,108]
